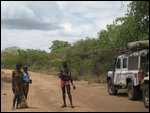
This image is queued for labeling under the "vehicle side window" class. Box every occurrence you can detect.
[128,56,139,70]
[123,58,127,68]
[116,59,121,69]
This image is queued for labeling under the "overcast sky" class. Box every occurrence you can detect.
[1,1,130,52]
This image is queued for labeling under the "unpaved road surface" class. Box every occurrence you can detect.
[1,69,149,112]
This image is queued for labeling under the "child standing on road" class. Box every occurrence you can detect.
[59,61,76,108]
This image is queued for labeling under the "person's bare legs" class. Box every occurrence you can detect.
[16,95,20,109]
[66,85,74,108]
[61,86,66,107]
[12,94,17,110]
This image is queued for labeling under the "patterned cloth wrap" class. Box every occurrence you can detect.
[61,80,70,88]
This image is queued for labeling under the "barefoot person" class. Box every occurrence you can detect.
[22,65,32,100]
[59,61,76,108]
[12,63,23,109]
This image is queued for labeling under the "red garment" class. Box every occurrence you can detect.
[61,80,70,88]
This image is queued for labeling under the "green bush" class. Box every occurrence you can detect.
[70,69,79,81]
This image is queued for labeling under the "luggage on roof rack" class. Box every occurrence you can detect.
[128,40,149,51]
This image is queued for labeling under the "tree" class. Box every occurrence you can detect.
[98,1,149,49]
[128,1,149,35]
[2,46,20,55]
[49,40,71,53]
[1,46,21,68]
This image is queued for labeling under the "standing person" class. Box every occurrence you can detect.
[22,65,31,100]
[59,61,76,108]
[12,63,23,110]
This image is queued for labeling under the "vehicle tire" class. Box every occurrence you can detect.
[143,84,149,108]
[127,82,140,100]
[108,79,118,95]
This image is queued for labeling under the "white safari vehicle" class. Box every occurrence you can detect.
[107,40,149,108]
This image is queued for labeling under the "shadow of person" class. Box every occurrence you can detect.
[27,106,39,109]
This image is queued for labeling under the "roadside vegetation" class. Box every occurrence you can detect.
[1,1,149,83]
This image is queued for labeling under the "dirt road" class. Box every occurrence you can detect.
[1,69,149,112]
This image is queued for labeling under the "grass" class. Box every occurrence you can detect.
[1,71,11,83]
[30,67,59,76]
[30,69,107,84]
[1,76,11,83]
[80,74,107,84]
[1,68,107,84]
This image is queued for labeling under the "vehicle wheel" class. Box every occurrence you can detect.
[143,84,149,108]
[127,82,140,100]
[108,80,118,95]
